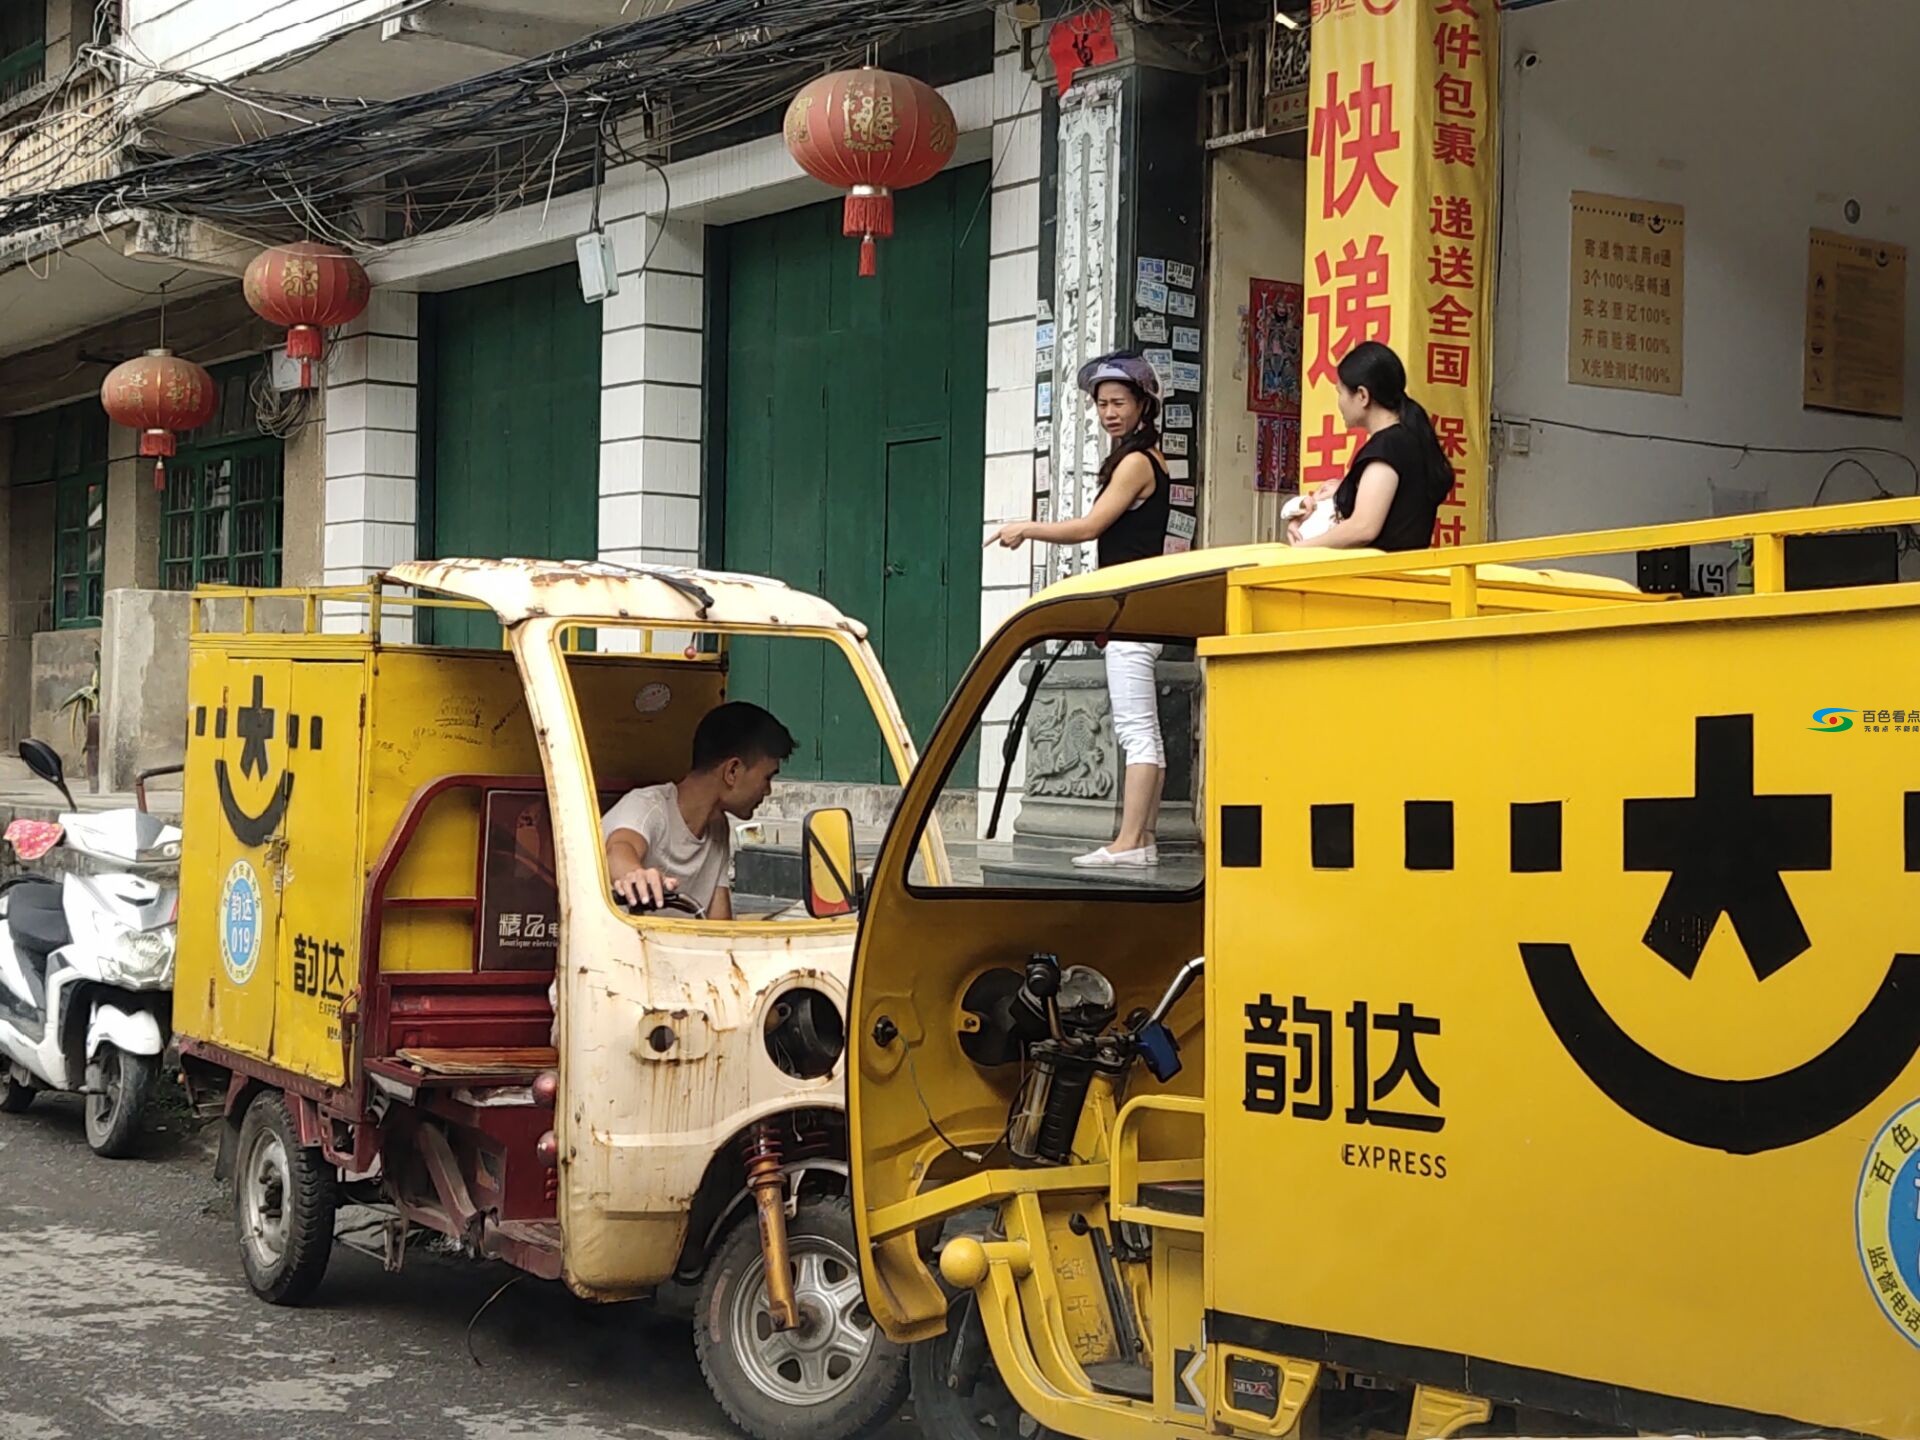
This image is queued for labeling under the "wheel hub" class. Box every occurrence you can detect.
[783,1300,832,1349]
[242,1131,291,1269]
[731,1237,877,1404]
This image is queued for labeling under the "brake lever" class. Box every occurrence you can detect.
[1133,956,1203,1084]
[1143,956,1204,1031]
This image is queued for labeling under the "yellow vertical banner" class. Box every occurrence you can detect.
[1303,0,1498,545]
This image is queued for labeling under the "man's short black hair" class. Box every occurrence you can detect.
[691,701,795,773]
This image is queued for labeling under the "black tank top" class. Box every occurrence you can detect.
[1333,424,1447,552]
[1096,450,1172,569]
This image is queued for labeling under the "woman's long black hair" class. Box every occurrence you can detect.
[1337,341,1453,502]
[1093,356,1163,490]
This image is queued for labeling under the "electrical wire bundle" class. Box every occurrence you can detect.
[0,0,994,254]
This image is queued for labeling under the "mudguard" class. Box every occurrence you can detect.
[87,1002,164,1059]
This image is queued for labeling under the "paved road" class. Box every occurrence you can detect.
[0,1096,925,1440]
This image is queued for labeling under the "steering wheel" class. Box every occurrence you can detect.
[614,888,707,920]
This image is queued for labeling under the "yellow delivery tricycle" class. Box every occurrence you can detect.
[841,499,1920,1440]
[173,558,938,1440]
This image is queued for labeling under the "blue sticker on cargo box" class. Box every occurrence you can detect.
[220,860,263,985]
[1858,1096,1920,1347]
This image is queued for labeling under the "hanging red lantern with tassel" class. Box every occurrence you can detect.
[100,349,219,491]
[783,67,957,277]
[243,241,371,388]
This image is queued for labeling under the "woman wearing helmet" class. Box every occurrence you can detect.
[988,351,1171,869]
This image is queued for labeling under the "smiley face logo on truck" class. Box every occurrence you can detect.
[1519,714,1920,1155]
[196,674,324,848]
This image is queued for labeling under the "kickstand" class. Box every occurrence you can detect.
[382,1214,410,1274]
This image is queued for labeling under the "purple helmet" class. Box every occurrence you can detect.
[1075,351,1163,401]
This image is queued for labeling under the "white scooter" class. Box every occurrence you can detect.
[0,740,181,1158]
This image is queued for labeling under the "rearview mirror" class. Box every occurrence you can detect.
[802,807,862,919]
[18,739,73,810]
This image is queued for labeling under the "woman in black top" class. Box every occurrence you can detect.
[989,352,1171,869]
[1288,341,1454,552]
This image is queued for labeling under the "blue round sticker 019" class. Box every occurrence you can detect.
[1857,1097,1920,1347]
[218,859,263,986]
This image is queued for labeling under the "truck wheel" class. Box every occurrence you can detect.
[695,1196,909,1440]
[235,1091,336,1305]
[910,1295,1057,1439]
[84,1045,156,1158]
[0,1077,33,1113]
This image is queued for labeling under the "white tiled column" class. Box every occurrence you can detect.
[596,215,705,652]
[323,290,419,635]
[978,10,1045,805]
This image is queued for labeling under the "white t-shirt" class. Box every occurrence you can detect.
[600,782,735,911]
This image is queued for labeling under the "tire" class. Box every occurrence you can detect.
[0,1077,32,1114]
[910,1294,1058,1440]
[695,1195,909,1440]
[84,1045,156,1158]
[234,1091,336,1305]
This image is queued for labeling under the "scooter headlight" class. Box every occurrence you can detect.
[102,923,176,987]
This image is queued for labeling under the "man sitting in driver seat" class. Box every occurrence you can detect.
[603,701,794,922]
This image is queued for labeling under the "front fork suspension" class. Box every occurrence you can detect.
[746,1122,799,1331]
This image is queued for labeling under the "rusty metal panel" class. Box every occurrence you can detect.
[387,557,871,638]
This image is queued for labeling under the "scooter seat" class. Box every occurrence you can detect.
[5,878,61,907]
[6,882,69,956]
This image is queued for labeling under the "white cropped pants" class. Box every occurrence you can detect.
[1104,641,1166,769]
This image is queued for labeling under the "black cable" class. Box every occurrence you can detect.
[1809,456,1920,557]
[1514,414,1920,492]
[902,1034,1017,1165]
[57,249,192,298]
[1812,456,1907,507]
[589,105,608,233]
[2,0,994,249]
[464,1274,527,1366]
[955,67,1036,255]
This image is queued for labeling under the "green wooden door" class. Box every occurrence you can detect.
[719,165,988,781]
[426,265,601,648]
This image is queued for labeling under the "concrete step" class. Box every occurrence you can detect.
[733,838,882,903]
[0,759,182,881]
[749,779,978,838]
[735,827,1203,896]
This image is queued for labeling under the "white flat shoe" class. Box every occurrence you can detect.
[1073,845,1159,868]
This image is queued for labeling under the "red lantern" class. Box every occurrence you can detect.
[100,349,219,491]
[783,67,957,277]
[243,241,371,388]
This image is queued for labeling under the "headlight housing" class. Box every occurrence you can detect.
[99,922,176,988]
[763,986,845,1080]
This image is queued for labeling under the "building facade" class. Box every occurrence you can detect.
[5,0,1917,810]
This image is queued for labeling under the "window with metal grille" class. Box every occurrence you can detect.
[159,359,285,591]
[10,398,109,627]
[160,439,284,590]
[0,0,46,108]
